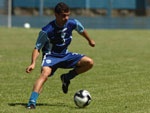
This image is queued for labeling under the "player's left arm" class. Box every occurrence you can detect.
[74,19,95,47]
[79,30,95,47]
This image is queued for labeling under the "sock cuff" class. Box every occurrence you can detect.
[70,69,78,76]
[32,92,39,97]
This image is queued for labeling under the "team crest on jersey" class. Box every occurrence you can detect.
[46,59,51,64]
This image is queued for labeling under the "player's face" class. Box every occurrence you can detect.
[55,11,70,26]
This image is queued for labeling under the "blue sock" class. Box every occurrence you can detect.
[27,92,39,106]
[65,69,78,81]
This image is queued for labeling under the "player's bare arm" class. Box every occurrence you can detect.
[26,49,40,73]
[79,30,95,47]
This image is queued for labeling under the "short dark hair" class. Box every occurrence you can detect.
[55,2,70,14]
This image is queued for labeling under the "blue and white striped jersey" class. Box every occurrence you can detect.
[35,19,84,57]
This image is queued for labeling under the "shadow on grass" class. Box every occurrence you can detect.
[8,103,77,109]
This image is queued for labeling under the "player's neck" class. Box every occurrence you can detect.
[55,20,66,27]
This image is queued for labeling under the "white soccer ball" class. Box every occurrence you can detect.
[74,90,91,108]
[24,23,31,29]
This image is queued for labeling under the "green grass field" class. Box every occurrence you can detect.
[1,27,150,113]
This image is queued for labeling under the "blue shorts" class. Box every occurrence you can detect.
[41,52,85,76]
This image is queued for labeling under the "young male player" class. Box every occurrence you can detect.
[26,2,95,109]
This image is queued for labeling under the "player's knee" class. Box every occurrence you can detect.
[41,67,51,80]
[86,58,94,69]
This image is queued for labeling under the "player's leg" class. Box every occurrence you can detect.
[33,66,52,93]
[75,56,94,74]
[27,66,52,109]
[61,56,94,94]
[63,56,94,81]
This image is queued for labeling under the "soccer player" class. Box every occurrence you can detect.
[26,2,95,109]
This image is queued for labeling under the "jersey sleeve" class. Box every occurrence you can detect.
[35,31,48,50]
[74,19,84,33]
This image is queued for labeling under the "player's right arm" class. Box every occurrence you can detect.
[26,31,48,73]
[26,49,40,73]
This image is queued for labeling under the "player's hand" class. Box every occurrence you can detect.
[26,64,35,73]
[89,40,95,47]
